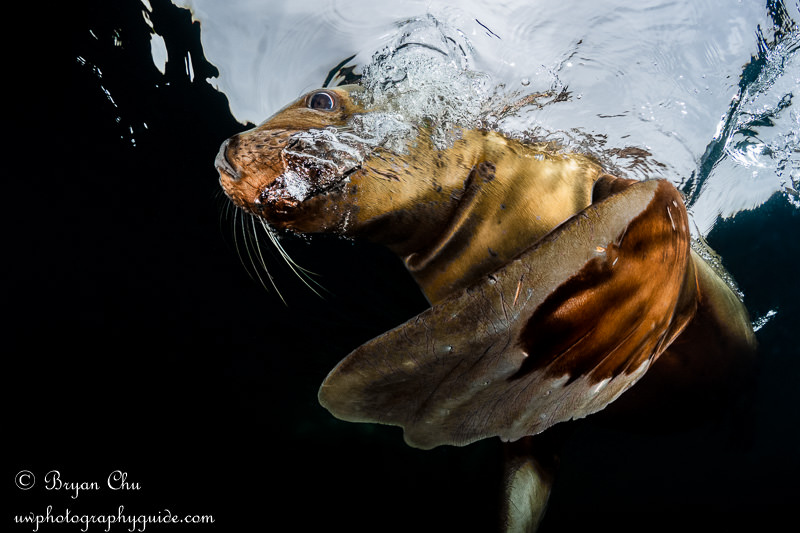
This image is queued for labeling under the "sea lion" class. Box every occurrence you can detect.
[216,84,757,531]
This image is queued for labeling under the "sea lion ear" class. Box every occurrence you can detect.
[319,179,694,449]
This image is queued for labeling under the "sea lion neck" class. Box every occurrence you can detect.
[364,130,602,304]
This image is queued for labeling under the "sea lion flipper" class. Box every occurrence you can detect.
[318,179,693,449]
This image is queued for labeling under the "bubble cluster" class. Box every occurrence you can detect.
[273,127,374,202]
[352,14,494,151]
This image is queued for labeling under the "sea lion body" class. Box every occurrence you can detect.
[216,84,756,531]
[219,85,603,303]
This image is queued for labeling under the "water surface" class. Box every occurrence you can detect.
[176,0,799,236]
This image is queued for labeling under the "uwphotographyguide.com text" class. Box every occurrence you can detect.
[14,505,215,532]
[13,469,214,532]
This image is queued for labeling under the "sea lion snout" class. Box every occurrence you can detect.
[215,137,241,181]
[215,126,298,220]
[215,121,365,233]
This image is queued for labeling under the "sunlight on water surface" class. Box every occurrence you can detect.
[166,0,799,237]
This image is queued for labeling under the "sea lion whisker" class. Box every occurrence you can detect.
[232,210,265,291]
[229,207,247,272]
[246,214,287,304]
[214,189,233,233]
[231,210,249,269]
[230,208,286,304]
[247,213,271,273]
[258,218,329,299]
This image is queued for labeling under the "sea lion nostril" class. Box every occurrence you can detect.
[215,137,241,181]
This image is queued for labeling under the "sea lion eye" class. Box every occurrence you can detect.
[307,91,336,111]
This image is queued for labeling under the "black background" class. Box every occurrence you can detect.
[7,1,799,531]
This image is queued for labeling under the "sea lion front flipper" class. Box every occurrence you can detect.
[319,179,693,449]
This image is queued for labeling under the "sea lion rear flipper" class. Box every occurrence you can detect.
[319,178,695,449]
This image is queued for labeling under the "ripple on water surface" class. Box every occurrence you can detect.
[174,0,799,235]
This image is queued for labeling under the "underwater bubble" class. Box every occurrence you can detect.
[276,171,311,201]
[274,126,378,202]
[353,14,494,151]
[752,309,778,332]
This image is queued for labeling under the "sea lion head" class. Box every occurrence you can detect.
[216,85,374,234]
[216,83,501,262]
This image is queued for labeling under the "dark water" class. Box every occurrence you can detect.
[7,1,798,531]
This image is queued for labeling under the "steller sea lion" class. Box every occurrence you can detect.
[216,84,757,531]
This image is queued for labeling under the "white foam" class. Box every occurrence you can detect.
[352,15,493,151]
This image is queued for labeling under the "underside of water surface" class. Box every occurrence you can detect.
[169,0,799,239]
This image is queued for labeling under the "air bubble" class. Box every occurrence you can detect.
[353,15,493,151]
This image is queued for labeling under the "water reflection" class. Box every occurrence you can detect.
[171,0,798,237]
